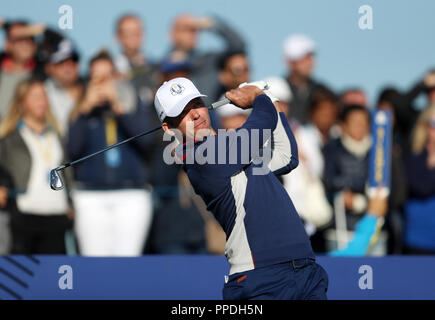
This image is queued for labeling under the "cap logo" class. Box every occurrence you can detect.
[170,84,185,96]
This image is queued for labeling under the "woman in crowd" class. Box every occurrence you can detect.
[67,50,154,256]
[0,77,73,254]
[403,104,435,254]
[323,105,372,231]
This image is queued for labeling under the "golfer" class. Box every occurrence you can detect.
[154,77,328,300]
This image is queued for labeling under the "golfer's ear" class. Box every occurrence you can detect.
[162,122,175,136]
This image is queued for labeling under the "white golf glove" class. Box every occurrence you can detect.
[238,81,279,103]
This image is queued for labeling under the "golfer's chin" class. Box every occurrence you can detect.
[194,126,213,141]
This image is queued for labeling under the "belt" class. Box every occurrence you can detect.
[290,257,316,270]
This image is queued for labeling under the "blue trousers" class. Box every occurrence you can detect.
[223,258,328,300]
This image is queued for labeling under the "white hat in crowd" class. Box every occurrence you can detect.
[283,34,316,61]
[154,77,207,122]
[264,77,293,103]
[215,95,252,119]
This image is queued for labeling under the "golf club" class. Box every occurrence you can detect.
[50,81,270,191]
[209,81,270,110]
[50,125,162,190]
[49,98,232,191]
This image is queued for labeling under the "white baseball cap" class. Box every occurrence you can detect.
[154,77,207,122]
[264,77,293,103]
[283,34,316,61]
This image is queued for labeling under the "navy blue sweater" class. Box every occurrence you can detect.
[404,150,435,199]
[179,94,314,275]
[67,102,155,189]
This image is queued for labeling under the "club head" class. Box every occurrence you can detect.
[50,169,65,191]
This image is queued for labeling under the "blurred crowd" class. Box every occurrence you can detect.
[0,14,434,257]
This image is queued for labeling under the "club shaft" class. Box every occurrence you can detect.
[208,83,269,110]
[209,98,230,110]
[60,126,161,170]
[56,92,257,172]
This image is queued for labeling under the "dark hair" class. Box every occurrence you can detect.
[163,116,176,127]
[376,87,400,108]
[308,85,338,114]
[217,50,247,71]
[339,104,369,122]
[3,20,29,38]
[89,49,113,68]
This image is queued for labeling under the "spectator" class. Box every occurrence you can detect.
[217,50,250,96]
[339,88,368,109]
[307,86,340,151]
[0,165,12,254]
[294,86,339,187]
[264,76,293,117]
[323,105,372,230]
[282,34,325,124]
[377,87,401,136]
[0,21,38,118]
[0,77,73,254]
[403,104,435,254]
[293,88,340,253]
[390,70,435,154]
[67,50,154,256]
[278,81,333,241]
[44,39,84,135]
[330,191,388,256]
[114,14,145,77]
[215,50,251,129]
[114,14,160,109]
[166,14,246,127]
[0,20,65,119]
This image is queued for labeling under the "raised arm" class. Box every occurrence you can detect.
[267,111,299,176]
[209,15,246,52]
[211,87,277,177]
[228,84,299,176]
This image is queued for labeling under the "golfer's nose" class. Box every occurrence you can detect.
[191,109,200,120]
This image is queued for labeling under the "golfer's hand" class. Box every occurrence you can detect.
[225,85,264,109]
[0,186,8,208]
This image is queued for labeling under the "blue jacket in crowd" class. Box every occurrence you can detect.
[404,150,435,251]
[67,101,155,189]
